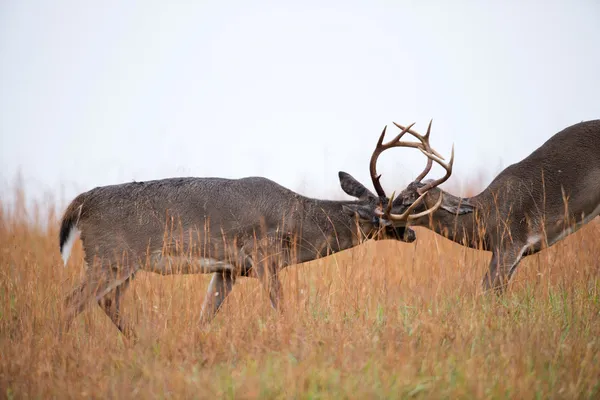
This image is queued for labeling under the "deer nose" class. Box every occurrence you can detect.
[403,227,417,243]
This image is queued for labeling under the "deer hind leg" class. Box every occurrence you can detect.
[97,276,137,340]
[145,253,235,275]
[63,260,137,337]
[199,271,236,326]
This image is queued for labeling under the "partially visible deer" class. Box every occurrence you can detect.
[59,173,415,339]
[340,119,600,293]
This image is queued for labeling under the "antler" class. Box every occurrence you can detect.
[375,120,455,222]
[392,120,446,182]
[380,186,444,222]
[415,143,454,194]
[369,120,445,197]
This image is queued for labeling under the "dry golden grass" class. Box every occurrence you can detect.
[1,182,599,399]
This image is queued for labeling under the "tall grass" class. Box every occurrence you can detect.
[1,180,599,399]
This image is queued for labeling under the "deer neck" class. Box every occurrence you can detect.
[297,198,364,260]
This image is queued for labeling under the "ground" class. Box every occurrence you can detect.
[1,185,599,399]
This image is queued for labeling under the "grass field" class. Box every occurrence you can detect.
[1,182,599,399]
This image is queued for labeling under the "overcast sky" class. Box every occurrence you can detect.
[1,0,599,208]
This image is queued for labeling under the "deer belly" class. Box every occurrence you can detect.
[546,202,600,247]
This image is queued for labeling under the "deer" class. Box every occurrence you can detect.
[59,173,416,339]
[338,119,600,294]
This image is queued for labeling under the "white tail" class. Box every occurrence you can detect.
[59,203,82,267]
[60,224,80,267]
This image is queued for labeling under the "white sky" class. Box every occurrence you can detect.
[1,0,599,208]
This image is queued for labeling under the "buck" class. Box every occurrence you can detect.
[341,119,600,293]
[59,173,416,339]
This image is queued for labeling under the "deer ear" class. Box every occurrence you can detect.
[440,197,475,215]
[338,171,376,201]
[342,204,373,222]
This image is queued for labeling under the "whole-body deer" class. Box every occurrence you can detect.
[60,174,415,339]
[340,119,600,293]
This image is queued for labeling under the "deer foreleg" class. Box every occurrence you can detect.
[243,235,287,313]
[252,260,283,311]
[482,245,528,294]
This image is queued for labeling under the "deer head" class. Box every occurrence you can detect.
[346,121,475,229]
[337,171,416,243]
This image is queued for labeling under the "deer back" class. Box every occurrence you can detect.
[471,119,600,244]
[65,176,304,262]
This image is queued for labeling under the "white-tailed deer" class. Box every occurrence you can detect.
[60,173,415,339]
[341,119,600,293]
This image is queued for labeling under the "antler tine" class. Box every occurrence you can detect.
[416,143,455,195]
[369,122,418,198]
[384,190,396,216]
[424,118,432,139]
[406,190,444,220]
[414,119,434,182]
[376,189,427,221]
[369,126,389,197]
[392,121,446,160]
[389,120,443,185]
[376,189,444,222]
[388,121,416,144]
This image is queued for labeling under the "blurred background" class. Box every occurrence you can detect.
[1,0,599,209]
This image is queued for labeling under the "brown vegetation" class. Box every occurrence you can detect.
[1,181,599,399]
